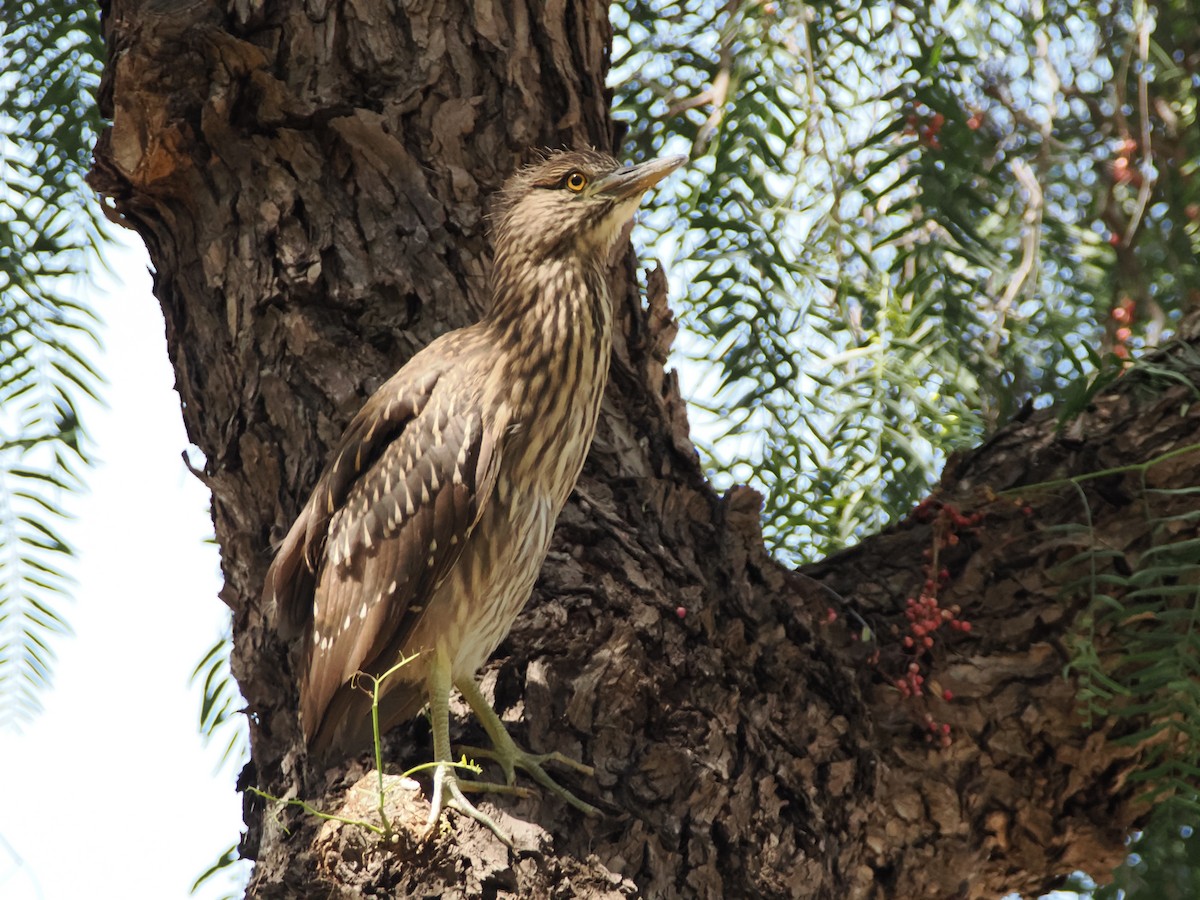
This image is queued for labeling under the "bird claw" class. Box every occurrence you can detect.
[453,677,602,819]
[455,779,535,800]
[455,741,600,817]
[423,761,514,847]
[459,742,594,780]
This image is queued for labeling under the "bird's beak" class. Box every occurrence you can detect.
[594,154,688,201]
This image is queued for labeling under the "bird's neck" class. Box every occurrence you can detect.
[483,252,614,479]
[484,251,613,376]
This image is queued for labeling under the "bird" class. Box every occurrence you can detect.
[265,148,687,841]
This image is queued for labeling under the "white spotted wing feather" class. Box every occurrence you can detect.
[265,336,503,751]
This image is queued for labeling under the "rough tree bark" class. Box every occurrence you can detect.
[89,2,1200,898]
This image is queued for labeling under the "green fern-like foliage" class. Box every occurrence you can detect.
[191,626,249,772]
[190,624,250,896]
[1050,381,1200,824]
[0,2,105,727]
[614,0,1198,564]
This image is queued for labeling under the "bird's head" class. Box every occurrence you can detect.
[490,149,687,266]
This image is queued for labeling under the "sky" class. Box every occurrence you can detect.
[0,234,250,899]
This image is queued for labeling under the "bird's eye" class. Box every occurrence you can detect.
[564,171,588,193]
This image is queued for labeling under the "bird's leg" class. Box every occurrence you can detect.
[423,647,514,846]
[454,676,600,817]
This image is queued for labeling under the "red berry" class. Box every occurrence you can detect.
[675,606,687,619]
[942,689,954,701]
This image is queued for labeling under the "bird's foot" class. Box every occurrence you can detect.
[423,760,518,846]
[454,677,601,818]
[456,736,600,817]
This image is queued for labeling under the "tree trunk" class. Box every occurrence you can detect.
[89,2,1200,898]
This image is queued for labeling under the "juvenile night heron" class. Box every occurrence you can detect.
[266,149,686,840]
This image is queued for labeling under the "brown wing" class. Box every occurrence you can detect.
[266,366,441,641]
[263,340,504,748]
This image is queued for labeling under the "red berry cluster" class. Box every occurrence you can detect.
[1111,137,1143,188]
[913,496,984,530]
[1111,296,1136,359]
[923,713,953,750]
[887,497,985,748]
[896,660,924,698]
[1106,137,1145,248]
[901,593,971,657]
[903,107,945,150]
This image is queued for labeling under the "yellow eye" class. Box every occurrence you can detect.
[564,171,588,193]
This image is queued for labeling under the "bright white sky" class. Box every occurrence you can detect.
[0,234,250,899]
